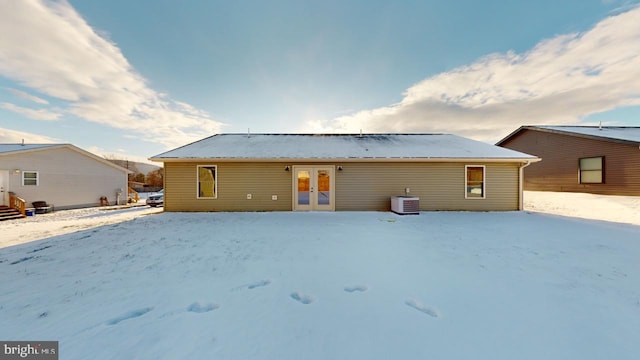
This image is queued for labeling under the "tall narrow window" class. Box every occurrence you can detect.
[197,165,217,198]
[317,170,331,205]
[23,171,39,186]
[297,170,310,205]
[579,157,604,184]
[465,165,485,199]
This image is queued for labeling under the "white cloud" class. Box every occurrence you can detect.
[606,0,640,14]
[0,0,224,149]
[315,7,640,141]
[6,88,49,104]
[0,127,60,143]
[0,103,62,121]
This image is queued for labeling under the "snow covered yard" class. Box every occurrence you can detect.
[0,204,161,248]
[1,194,639,359]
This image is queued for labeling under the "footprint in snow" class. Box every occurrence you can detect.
[10,256,35,265]
[231,279,272,291]
[106,307,153,325]
[157,302,219,319]
[28,245,53,254]
[187,302,219,313]
[344,285,368,293]
[405,299,438,318]
[290,292,314,304]
[247,279,271,289]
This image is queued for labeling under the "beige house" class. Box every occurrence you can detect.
[0,144,131,210]
[150,134,539,212]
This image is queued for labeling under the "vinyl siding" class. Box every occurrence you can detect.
[335,162,518,211]
[500,129,640,195]
[165,161,521,211]
[165,162,292,211]
[0,147,128,209]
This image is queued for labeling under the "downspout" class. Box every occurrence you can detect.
[518,161,532,211]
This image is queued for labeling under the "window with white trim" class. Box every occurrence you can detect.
[197,165,217,198]
[465,165,485,199]
[22,171,39,186]
[579,157,604,184]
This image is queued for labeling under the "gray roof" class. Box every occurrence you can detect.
[0,144,62,154]
[497,126,640,145]
[151,133,538,161]
[538,126,640,143]
[0,143,133,173]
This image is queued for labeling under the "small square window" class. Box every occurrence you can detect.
[23,171,39,186]
[579,157,604,184]
[465,165,485,199]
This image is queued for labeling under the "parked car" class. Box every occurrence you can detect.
[146,189,164,207]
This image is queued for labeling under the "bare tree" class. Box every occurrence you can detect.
[146,169,164,187]
[132,173,145,183]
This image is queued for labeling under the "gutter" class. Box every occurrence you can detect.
[149,157,541,164]
[518,161,533,211]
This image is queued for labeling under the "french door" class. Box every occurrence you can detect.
[293,166,335,211]
[0,170,8,206]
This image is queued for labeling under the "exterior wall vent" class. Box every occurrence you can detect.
[391,196,419,215]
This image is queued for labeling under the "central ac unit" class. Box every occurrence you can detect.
[391,196,419,215]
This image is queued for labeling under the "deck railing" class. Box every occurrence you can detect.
[128,187,139,203]
[9,193,26,216]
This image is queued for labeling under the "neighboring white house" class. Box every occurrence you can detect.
[0,144,131,210]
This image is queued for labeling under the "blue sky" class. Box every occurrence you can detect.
[1,0,639,164]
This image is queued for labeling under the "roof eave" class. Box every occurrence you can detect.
[541,127,640,146]
[0,144,64,157]
[1,144,133,174]
[497,126,640,146]
[495,126,532,146]
[150,157,540,163]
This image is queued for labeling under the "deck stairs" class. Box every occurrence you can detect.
[0,205,25,221]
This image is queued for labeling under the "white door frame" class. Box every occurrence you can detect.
[0,170,9,206]
[293,166,335,211]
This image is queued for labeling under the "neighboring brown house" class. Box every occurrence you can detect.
[497,126,640,195]
[150,133,539,212]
